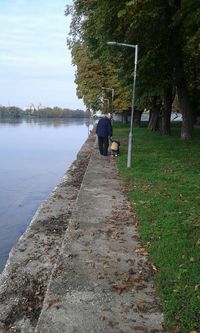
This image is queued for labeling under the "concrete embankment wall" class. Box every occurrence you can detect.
[0,131,96,333]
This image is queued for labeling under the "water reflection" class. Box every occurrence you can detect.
[0,118,93,271]
[0,117,90,128]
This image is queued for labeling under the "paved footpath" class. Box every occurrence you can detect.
[35,139,164,333]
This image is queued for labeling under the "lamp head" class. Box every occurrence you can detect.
[107,41,117,46]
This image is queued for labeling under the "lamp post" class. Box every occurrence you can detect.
[102,87,115,114]
[103,98,110,113]
[107,41,138,168]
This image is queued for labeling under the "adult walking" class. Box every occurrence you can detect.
[96,113,113,156]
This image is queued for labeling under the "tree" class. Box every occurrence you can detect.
[67,0,199,138]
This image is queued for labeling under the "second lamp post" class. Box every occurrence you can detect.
[107,41,138,168]
[102,87,115,114]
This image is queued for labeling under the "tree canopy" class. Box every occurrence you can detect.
[66,0,200,139]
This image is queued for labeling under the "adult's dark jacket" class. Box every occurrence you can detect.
[96,117,113,137]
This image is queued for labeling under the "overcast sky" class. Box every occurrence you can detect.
[0,0,85,110]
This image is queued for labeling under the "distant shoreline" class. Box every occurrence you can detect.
[0,106,90,119]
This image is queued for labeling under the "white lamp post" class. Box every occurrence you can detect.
[102,87,115,114]
[107,41,138,168]
[103,98,110,113]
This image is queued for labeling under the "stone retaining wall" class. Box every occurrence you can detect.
[0,132,96,333]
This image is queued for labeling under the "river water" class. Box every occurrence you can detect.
[0,117,92,272]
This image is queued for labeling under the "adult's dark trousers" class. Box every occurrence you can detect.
[98,136,109,156]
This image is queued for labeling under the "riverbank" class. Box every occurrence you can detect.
[0,131,96,333]
[0,117,90,272]
[0,130,164,333]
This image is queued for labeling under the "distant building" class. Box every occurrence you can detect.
[23,103,46,112]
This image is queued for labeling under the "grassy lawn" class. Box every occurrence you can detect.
[114,122,200,332]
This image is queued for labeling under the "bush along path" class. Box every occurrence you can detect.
[0,132,96,333]
[114,122,200,333]
[35,141,164,333]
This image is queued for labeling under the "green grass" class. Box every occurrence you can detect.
[114,121,200,332]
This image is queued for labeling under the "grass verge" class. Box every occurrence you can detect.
[114,122,200,332]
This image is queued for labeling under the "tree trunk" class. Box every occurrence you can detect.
[122,110,128,124]
[177,80,193,139]
[174,40,193,139]
[133,109,143,128]
[148,97,161,131]
[160,86,173,135]
[174,49,193,139]
[171,0,193,139]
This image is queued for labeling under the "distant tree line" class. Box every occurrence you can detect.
[0,106,90,119]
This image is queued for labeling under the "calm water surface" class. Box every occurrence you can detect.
[0,118,92,271]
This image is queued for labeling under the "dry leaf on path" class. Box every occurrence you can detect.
[107,223,116,230]
[135,247,149,256]
[132,325,148,332]
[148,261,158,272]
[120,246,129,253]
[111,233,121,240]
[112,277,133,294]
[96,272,104,280]
[47,298,60,308]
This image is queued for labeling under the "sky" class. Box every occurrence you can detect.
[0,0,85,110]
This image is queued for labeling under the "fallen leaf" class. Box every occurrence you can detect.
[108,321,114,327]
[73,223,80,230]
[118,303,132,314]
[103,262,109,269]
[126,258,135,266]
[138,200,146,205]
[107,223,116,230]
[128,268,135,275]
[113,283,127,294]
[47,298,60,308]
[135,247,149,256]
[96,272,104,280]
[112,277,133,294]
[120,246,129,253]
[149,262,158,271]
[135,298,147,305]
[111,233,121,240]
[189,256,195,262]
[132,326,148,332]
